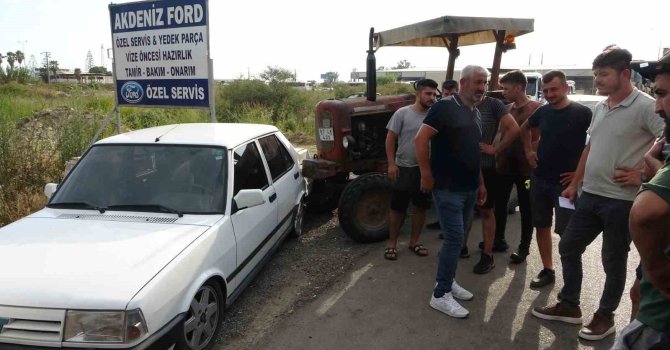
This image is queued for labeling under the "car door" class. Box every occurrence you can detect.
[258,134,300,230]
[230,140,278,277]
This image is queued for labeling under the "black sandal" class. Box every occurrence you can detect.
[384,247,398,260]
[409,244,429,257]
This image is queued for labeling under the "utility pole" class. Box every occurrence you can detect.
[100,44,105,68]
[41,51,51,83]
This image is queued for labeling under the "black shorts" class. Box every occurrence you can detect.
[529,174,574,235]
[390,166,432,212]
[480,168,501,209]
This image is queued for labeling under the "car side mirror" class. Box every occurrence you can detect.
[44,183,58,199]
[233,189,265,212]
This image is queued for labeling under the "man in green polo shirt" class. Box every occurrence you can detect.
[610,51,670,350]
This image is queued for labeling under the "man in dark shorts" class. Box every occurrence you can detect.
[533,48,663,342]
[384,79,438,260]
[520,70,592,289]
[469,95,519,274]
[496,70,541,264]
[415,65,487,318]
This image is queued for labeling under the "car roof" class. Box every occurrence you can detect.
[96,123,279,148]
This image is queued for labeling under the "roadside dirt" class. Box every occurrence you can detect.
[213,210,377,350]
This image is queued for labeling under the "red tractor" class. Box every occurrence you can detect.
[302,16,534,243]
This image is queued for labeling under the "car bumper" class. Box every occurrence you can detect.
[0,314,184,350]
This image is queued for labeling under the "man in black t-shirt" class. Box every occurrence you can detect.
[520,70,592,289]
[415,65,488,319]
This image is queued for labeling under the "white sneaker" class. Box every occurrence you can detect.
[451,280,474,301]
[430,292,469,318]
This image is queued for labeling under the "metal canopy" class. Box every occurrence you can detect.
[373,16,534,49]
[371,15,534,88]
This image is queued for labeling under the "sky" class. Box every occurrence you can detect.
[0,0,668,82]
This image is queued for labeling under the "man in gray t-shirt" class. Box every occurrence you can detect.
[383,79,438,261]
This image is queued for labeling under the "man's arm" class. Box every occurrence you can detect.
[561,143,590,203]
[494,114,520,155]
[415,125,437,192]
[385,130,399,181]
[629,190,670,299]
[520,119,538,168]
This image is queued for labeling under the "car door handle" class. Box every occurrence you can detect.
[269,193,277,203]
[293,172,299,179]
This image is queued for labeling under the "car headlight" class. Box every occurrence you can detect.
[63,309,148,343]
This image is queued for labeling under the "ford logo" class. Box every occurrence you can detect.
[120,81,144,104]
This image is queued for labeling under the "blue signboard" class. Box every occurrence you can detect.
[110,0,210,108]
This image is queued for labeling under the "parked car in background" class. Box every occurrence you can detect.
[0,123,306,350]
[569,94,606,112]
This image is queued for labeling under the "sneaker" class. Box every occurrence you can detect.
[460,246,470,258]
[530,268,555,288]
[531,302,582,324]
[473,252,495,274]
[426,221,441,230]
[578,312,615,340]
[451,280,474,301]
[430,292,469,318]
[509,249,528,264]
[477,239,509,252]
[494,239,509,252]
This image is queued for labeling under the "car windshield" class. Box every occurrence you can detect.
[526,77,537,97]
[49,144,227,214]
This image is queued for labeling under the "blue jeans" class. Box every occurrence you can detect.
[432,188,477,297]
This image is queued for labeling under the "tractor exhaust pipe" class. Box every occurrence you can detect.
[366,27,377,102]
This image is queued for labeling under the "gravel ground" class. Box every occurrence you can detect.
[213,209,377,350]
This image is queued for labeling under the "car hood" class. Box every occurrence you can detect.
[0,215,211,310]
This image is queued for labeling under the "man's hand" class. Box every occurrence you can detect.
[613,165,643,187]
[477,184,487,206]
[526,151,538,169]
[387,164,399,182]
[561,185,578,204]
[560,172,575,186]
[480,143,496,156]
[644,137,665,177]
[420,173,434,193]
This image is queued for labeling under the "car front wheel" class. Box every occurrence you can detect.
[176,281,224,350]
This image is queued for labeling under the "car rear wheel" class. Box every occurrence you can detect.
[338,173,392,243]
[176,281,224,350]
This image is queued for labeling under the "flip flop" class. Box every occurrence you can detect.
[384,247,398,260]
[409,244,429,257]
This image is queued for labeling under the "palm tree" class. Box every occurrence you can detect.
[15,50,24,67]
[6,52,16,70]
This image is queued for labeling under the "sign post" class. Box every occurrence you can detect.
[109,0,212,110]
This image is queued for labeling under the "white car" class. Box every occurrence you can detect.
[0,123,306,350]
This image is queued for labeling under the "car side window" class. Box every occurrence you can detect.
[258,134,295,181]
[233,142,269,195]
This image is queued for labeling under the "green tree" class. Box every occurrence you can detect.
[6,52,16,70]
[48,60,59,77]
[259,66,295,83]
[323,71,339,85]
[88,66,108,74]
[74,68,82,83]
[392,59,413,69]
[15,50,24,66]
[377,66,386,71]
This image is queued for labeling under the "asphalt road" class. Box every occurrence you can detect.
[251,207,640,350]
